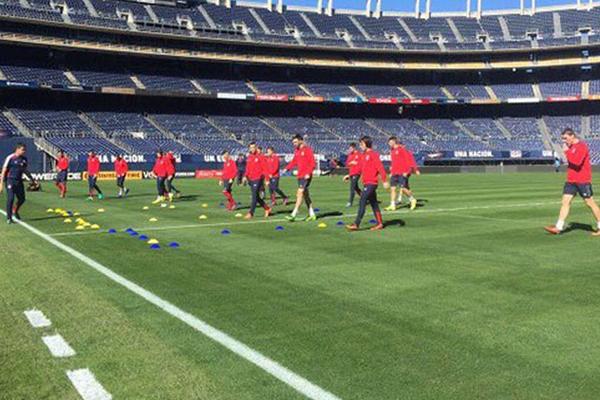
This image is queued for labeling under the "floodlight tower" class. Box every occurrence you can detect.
[365,0,371,16]
[326,0,333,16]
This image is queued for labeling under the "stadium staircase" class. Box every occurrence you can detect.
[144,5,159,23]
[582,81,590,98]
[81,0,99,17]
[248,8,270,34]
[494,120,513,139]
[190,79,207,93]
[447,18,464,42]
[0,68,6,80]
[312,119,345,140]
[349,86,367,99]
[78,113,109,138]
[452,120,479,140]
[144,115,175,139]
[130,75,146,89]
[537,118,559,153]
[349,16,371,41]
[484,86,498,100]
[2,109,33,137]
[196,4,216,29]
[261,118,291,139]
[300,13,322,37]
[414,120,441,140]
[246,81,259,94]
[397,18,418,42]
[61,12,72,24]
[398,86,414,99]
[298,84,314,96]
[498,16,512,41]
[205,116,244,145]
[18,0,30,8]
[532,84,543,99]
[365,119,394,137]
[553,12,562,37]
[582,116,590,138]
[441,87,455,99]
[64,70,81,86]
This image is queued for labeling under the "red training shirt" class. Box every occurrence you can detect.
[245,153,266,181]
[114,158,129,176]
[87,156,100,176]
[265,154,281,178]
[346,150,362,176]
[221,158,238,181]
[565,140,592,184]
[360,149,387,186]
[285,145,316,178]
[57,156,69,171]
[152,156,168,178]
[390,146,418,175]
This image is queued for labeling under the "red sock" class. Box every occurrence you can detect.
[375,211,383,225]
[223,191,235,208]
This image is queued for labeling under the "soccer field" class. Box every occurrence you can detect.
[2,172,600,400]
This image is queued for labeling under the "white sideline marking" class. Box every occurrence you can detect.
[24,309,52,328]
[42,334,76,358]
[48,200,559,237]
[67,369,112,400]
[0,209,341,400]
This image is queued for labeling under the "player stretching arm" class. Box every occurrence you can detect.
[1,143,37,223]
[545,128,600,236]
[346,136,389,231]
[343,143,362,208]
[283,134,317,222]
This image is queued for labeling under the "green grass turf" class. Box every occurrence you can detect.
[2,172,600,399]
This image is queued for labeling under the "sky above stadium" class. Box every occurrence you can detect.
[283,0,582,12]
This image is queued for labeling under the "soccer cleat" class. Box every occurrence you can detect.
[285,215,296,222]
[152,196,164,204]
[13,212,21,221]
[87,196,93,201]
[6,218,14,224]
[264,208,272,218]
[345,202,352,208]
[98,194,104,200]
[244,213,253,220]
[370,224,384,231]
[125,188,130,197]
[175,191,181,199]
[544,225,562,235]
[410,199,417,210]
[305,215,317,222]
[345,224,359,231]
[384,205,396,211]
[168,192,174,202]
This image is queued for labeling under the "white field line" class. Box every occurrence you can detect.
[0,209,341,400]
[41,334,76,358]
[48,200,559,237]
[24,309,52,328]
[66,369,112,400]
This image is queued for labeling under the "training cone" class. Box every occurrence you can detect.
[275,226,284,231]
[108,229,117,234]
[149,217,158,222]
[314,208,320,212]
[369,219,377,224]
[125,228,134,233]
[168,242,180,248]
[221,229,231,235]
[83,222,91,227]
[142,206,149,210]
[160,203,167,208]
[91,224,100,230]
[235,213,243,218]
[198,215,207,220]
[149,244,160,250]
[138,235,148,241]
[97,208,105,213]
[46,208,54,213]
[169,205,175,209]
[73,212,80,216]
[63,218,72,223]
[336,221,345,226]
[318,223,327,228]
[75,225,85,230]
[201,203,208,208]
[147,238,159,244]
[129,231,138,236]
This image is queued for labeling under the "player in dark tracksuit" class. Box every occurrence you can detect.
[243,142,272,219]
[1,143,37,223]
[344,143,362,207]
[236,154,246,186]
[346,136,389,232]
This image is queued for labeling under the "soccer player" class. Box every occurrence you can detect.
[151,150,168,204]
[385,137,419,211]
[346,136,389,231]
[343,143,362,207]
[236,153,246,185]
[220,150,238,210]
[545,128,600,236]
[283,134,317,222]
[243,142,271,219]
[86,150,104,200]
[54,150,69,198]
[114,155,130,198]
[0,143,37,224]
[265,146,289,206]
[165,151,181,200]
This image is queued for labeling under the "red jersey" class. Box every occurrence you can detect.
[166,152,177,171]
[285,145,316,178]
[114,158,129,176]
[57,156,69,171]
[152,156,168,178]
[565,141,592,184]
[360,149,387,186]
[221,158,238,180]
[346,150,362,176]
[265,154,281,178]
[245,153,266,181]
[87,156,100,176]
[390,146,418,175]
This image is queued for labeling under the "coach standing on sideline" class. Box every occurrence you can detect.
[0,143,37,224]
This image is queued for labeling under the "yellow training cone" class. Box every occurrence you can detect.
[169,205,175,209]
[63,218,72,223]
[97,208,105,213]
[90,224,100,230]
[198,215,207,220]
[73,212,80,216]
[142,206,149,210]
[75,225,85,230]
[46,208,54,213]
[235,213,243,218]
[149,217,158,222]
[147,239,159,244]
[201,203,208,208]
[318,223,327,228]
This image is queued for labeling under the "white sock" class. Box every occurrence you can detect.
[291,208,298,217]
[556,219,565,231]
[597,221,600,230]
[390,201,396,207]
[309,207,315,217]
[409,196,415,202]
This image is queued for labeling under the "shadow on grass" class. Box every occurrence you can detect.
[383,218,406,228]
[563,222,595,234]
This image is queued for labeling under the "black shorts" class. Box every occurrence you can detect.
[297,177,312,190]
[116,176,126,187]
[56,170,68,183]
[391,174,410,189]
[564,182,594,199]
[223,179,233,192]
